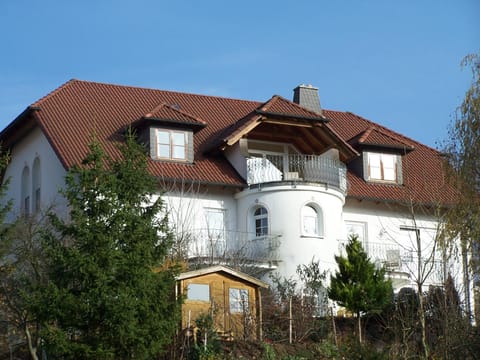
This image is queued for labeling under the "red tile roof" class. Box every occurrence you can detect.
[352,126,415,151]
[257,95,327,121]
[323,110,456,204]
[144,103,207,127]
[0,79,458,205]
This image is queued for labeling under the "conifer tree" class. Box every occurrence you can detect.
[33,129,180,359]
[328,235,392,343]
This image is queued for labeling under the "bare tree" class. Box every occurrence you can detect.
[0,208,53,360]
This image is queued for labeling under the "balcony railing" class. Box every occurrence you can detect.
[338,240,445,285]
[246,154,347,193]
[186,229,281,264]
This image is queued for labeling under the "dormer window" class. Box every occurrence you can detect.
[135,103,203,163]
[365,152,403,184]
[156,129,187,160]
[152,128,193,162]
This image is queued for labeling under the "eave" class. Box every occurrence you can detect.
[0,106,39,150]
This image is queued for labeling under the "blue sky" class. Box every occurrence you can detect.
[0,0,478,148]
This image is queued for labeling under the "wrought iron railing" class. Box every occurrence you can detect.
[186,229,281,263]
[246,154,347,193]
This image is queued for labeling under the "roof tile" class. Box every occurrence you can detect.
[1,79,457,205]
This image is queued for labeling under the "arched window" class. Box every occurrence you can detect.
[32,157,41,213]
[21,166,30,215]
[302,204,323,237]
[253,206,268,237]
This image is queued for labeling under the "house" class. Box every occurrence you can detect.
[176,265,268,340]
[0,80,474,317]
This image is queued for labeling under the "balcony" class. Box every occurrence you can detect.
[246,154,347,193]
[186,229,281,267]
[338,240,445,287]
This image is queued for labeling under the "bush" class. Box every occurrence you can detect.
[338,338,388,360]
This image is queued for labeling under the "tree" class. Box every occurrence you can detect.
[443,52,480,320]
[0,211,51,360]
[424,274,472,358]
[30,129,181,359]
[263,259,328,344]
[328,235,392,343]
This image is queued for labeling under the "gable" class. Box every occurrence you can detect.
[218,95,358,163]
[2,126,68,219]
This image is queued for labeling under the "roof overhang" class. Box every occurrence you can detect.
[221,112,358,162]
[176,265,269,288]
[255,109,329,123]
[0,106,40,151]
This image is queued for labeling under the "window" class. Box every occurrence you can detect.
[302,205,319,236]
[32,157,41,213]
[21,166,30,216]
[400,225,420,243]
[229,288,249,313]
[345,221,367,243]
[24,196,30,215]
[205,208,225,239]
[254,207,268,236]
[187,283,210,301]
[204,208,226,255]
[156,129,187,160]
[366,152,399,182]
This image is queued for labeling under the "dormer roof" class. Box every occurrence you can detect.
[350,126,415,152]
[136,102,206,132]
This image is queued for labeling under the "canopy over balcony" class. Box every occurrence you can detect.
[246,154,347,193]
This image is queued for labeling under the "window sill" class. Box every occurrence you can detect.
[152,157,193,164]
[300,234,324,239]
[366,179,401,186]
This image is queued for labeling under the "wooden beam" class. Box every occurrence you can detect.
[262,119,313,127]
[226,117,262,145]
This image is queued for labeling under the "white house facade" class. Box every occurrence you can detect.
[0,80,473,317]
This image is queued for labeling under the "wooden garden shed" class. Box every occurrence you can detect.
[176,265,268,340]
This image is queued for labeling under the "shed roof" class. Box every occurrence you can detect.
[177,265,269,288]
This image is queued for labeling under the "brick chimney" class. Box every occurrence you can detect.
[293,84,322,115]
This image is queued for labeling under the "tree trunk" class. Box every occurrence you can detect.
[418,287,429,359]
[414,221,429,359]
[25,324,38,360]
[357,311,362,343]
[289,296,293,344]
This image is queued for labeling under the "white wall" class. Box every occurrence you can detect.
[235,183,345,281]
[2,126,67,221]
[343,199,466,293]
[224,142,247,181]
[161,187,238,233]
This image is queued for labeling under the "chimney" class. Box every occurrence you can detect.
[293,84,322,115]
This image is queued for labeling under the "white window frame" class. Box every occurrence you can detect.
[367,152,397,182]
[345,221,367,243]
[301,204,323,237]
[253,206,268,237]
[155,129,188,161]
[204,207,226,241]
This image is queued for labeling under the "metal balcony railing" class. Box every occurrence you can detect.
[338,240,445,285]
[186,229,281,264]
[246,154,347,193]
